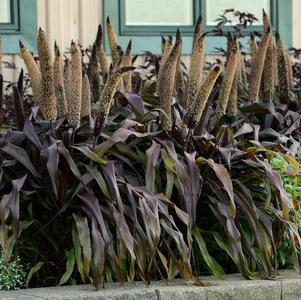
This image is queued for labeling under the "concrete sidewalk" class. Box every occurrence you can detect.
[0,270,300,300]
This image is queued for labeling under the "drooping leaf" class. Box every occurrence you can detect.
[193,227,224,278]
[26,261,45,288]
[59,248,75,285]
[145,141,161,193]
[73,214,92,280]
[0,142,40,177]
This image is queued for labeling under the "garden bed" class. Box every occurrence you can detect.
[0,270,300,300]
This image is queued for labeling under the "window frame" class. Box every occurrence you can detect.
[119,0,200,35]
[0,0,19,31]
[0,0,37,54]
[104,0,292,55]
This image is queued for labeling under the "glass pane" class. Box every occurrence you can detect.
[125,0,194,26]
[0,0,11,23]
[206,0,270,26]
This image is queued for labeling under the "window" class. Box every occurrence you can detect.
[0,0,37,54]
[104,0,292,54]
[0,0,12,23]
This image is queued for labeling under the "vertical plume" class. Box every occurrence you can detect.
[122,40,133,93]
[187,65,222,129]
[38,28,57,120]
[81,69,91,119]
[157,29,182,132]
[261,10,275,102]
[19,41,42,107]
[0,36,3,76]
[68,41,82,127]
[156,36,173,96]
[64,58,71,112]
[186,16,204,109]
[275,32,289,103]
[249,32,258,59]
[87,43,102,103]
[53,42,68,118]
[248,27,272,103]
[286,52,294,89]
[216,39,239,119]
[95,24,109,81]
[106,17,119,68]
[94,66,135,137]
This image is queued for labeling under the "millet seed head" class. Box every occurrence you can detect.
[248,26,272,103]
[38,28,57,120]
[215,40,239,119]
[81,70,91,119]
[95,66,135,136]
[157,29,182,132]
[106,16,119,68]
[19,40,42,107]
[87,43,102,104]
[67,41,82,127]
[275,32,289,103]
[188,64,222,128]
[53,42,68,118]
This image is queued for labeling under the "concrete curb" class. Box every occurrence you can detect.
[1,270,301,300]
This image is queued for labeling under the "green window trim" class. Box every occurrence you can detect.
[0,0,37,54]
[104,0,292,55]
[0,0,19,31]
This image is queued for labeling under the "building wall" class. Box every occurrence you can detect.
[2,0,301,81]
[292,0,301,48]
[3,0,103,82]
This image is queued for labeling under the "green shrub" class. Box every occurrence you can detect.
[0,256,25,290]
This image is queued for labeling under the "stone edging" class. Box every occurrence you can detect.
[0,270,300,300]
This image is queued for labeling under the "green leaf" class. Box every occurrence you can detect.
[145,141,161,193]
[193,227,224,278]
[72,146,107,165]
[72,223,85,283]
[26,261,45,288]
[73,214,91,279]
[85,165,111,199]
[59,248,75,285]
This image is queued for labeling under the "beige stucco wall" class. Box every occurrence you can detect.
[2,0,301,81]
[2,0,103,82]
[292,0,301,48]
